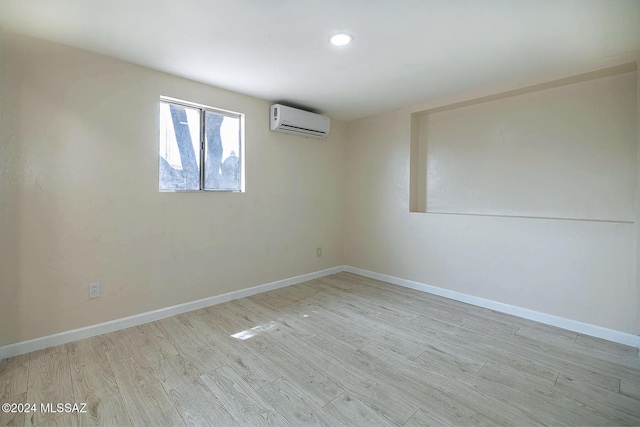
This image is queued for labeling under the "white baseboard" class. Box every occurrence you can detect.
[344,266,640,349]
[0,265,346,360]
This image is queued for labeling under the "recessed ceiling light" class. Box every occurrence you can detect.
[329,32,352,46]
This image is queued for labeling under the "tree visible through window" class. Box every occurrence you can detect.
[159,98,243,191]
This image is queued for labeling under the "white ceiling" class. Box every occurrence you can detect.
[1,0,639,121]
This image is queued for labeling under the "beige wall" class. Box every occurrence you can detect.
[345,61,640,335]
[0,34,346,346]
[420,72,637,221]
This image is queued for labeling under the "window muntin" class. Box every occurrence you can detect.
[159,98,243,192]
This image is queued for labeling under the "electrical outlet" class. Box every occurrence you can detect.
[89,283,101,299]
[317,247,322,258]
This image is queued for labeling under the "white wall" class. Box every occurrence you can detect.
[0,34,346,347]
[345,60,640,335]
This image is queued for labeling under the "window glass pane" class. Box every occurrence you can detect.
[159,102,201,190]
[204,111,241,191]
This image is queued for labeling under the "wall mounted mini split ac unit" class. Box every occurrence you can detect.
[270,104,330,138]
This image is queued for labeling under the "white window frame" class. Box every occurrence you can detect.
[159,96,245,192]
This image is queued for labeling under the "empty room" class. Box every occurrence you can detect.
[1,1,640,426]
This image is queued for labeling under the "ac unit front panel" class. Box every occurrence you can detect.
[270,104,330,138]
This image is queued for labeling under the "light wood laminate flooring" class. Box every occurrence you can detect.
[1,272,639,426]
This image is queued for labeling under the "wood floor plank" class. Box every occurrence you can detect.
[453,326,624,392]
[463,319,640,376]
[514,327,640,373]
[264,286,306,303]
[324,393,395,427]
[389,312,463,336]
[152,354,239,426]
[91,329,139,353]
[67,338,131,426]
[403,409,452,427]
[185,314,282,390]
[294,291,349,313]
[266,330,418,425]
[265,330,418,424]
[282,302,371,350]
[247,289,299,311]
[461,319,517,340]
[323,285,466,338]
[574,333,640,360]
[123,322,179,365]
[241,330,345,407]
[284,282,323,299]
[317,336,537,426]
[378,314,491,367]
[313,276,361,292]
[394,319,567,387]
[517,330,637,383]
[314,291,382,317]
[554,373,640,425]
[0,392,27,427]
[339,273,487,318]
[345,273,542,335]
[277,283,321,301]
[515,324,577,346]
[321,304,428,359]
[0,354,29,401]
[155,316,225,375]
[257,378,344,426]
[106,345,184,427]
[477,363,618,426]
[365,340,584,426]
[200,365,290,427]
[204,300,271,335]
[25,346,74,427]
[413,328,560,386]
[241,294,374,353]
[336,283,451,322]
[621,376,640,400]
[414,341,488,374]
[339,287,427,321]
[234,297,320,341]
[368,343,566,426]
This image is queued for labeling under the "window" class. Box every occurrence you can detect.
[159,97,243,192]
